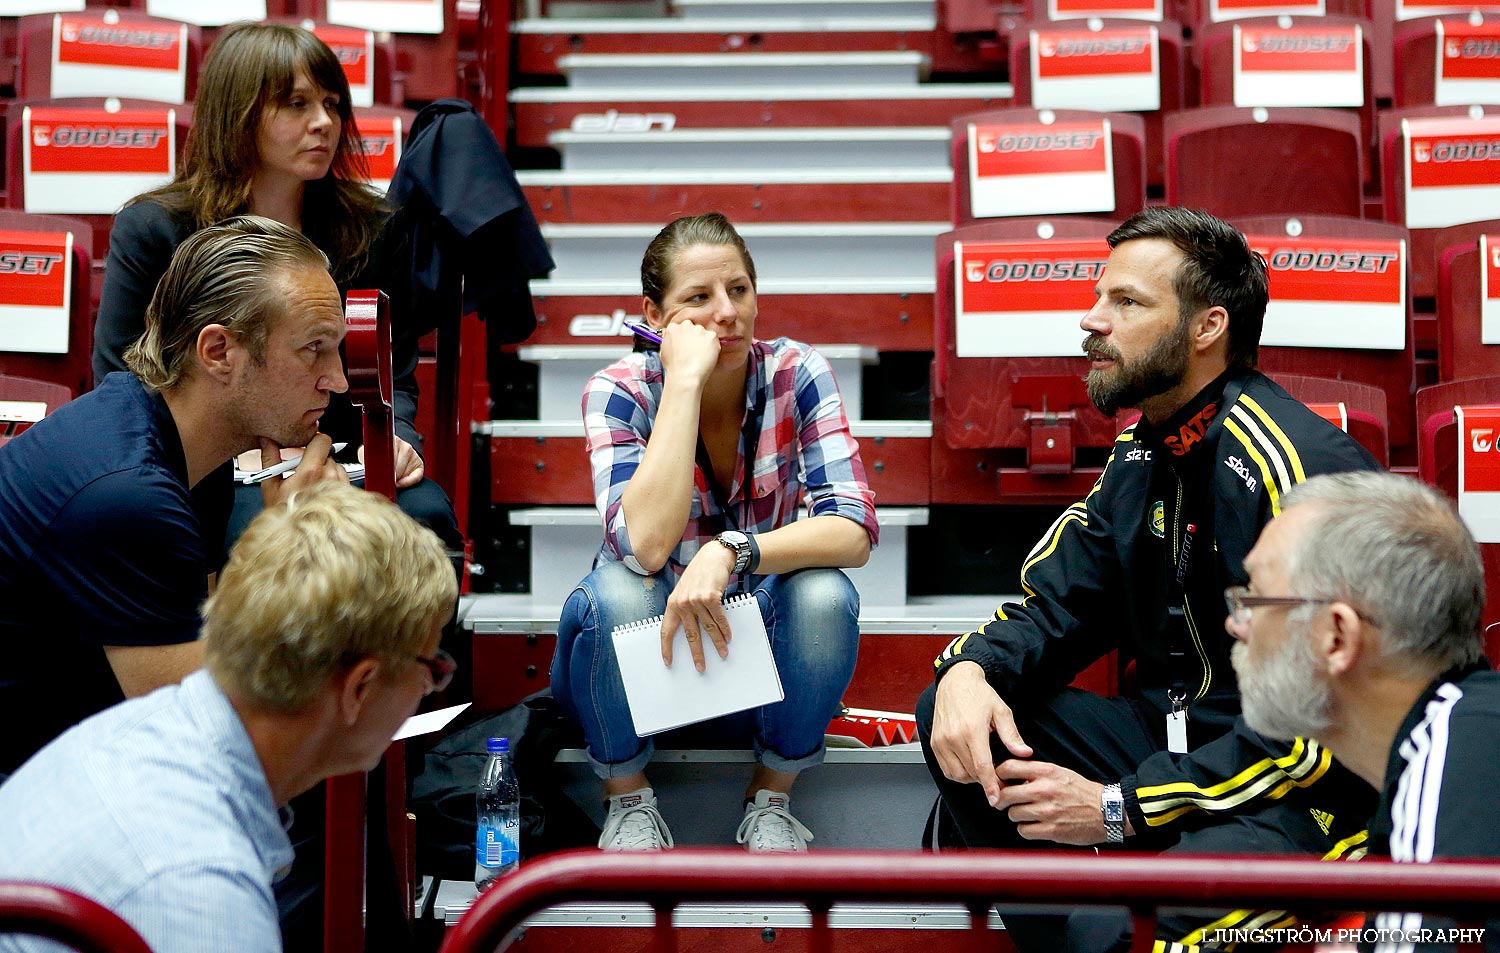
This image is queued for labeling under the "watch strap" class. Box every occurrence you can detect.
[1101,782,1125,845]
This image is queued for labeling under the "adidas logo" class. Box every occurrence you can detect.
[1310,809,1334,835]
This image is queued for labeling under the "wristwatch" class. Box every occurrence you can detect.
[715,530,753,575]
[1101,782,1125,845]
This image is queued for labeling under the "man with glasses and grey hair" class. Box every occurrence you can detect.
[0,481,458,953]
[1229,471,1499,952]
[0,215,351,778]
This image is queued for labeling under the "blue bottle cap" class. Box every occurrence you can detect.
[487,737,508,753]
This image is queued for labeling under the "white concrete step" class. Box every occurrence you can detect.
[438,891,1006,931]
[550,126,951,172]
[460,590,996,635]
[558,50,929,89]
[540,221,948,285]
[552,745,933,848]
[514,342,878,421]
[673,0,935,20]
[507,505,927,607]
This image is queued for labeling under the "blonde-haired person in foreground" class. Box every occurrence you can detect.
[0,482,457,953]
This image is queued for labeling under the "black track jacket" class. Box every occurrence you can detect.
[934,369,1381,836]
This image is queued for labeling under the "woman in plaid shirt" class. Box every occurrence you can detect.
[552,212,880,853]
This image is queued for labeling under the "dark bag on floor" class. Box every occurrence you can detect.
[411,690,600,880]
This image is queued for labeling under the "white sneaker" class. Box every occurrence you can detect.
[598,787,674,851]
[735,789,814,852]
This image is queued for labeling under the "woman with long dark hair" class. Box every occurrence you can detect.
[93,22,455,544]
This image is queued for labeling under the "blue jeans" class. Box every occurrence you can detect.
[552,561,861,780]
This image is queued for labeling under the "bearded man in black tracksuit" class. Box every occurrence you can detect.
[917,207,1383,953]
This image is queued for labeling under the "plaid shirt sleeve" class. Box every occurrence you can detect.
[582,359,659,572]
[788,345,880,547]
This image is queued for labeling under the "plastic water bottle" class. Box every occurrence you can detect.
[475,736,520,891]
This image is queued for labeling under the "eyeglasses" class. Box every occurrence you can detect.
[412,647,458,694]
[1223,586,1331,627]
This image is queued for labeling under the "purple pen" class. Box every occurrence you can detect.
[626,322,663,345]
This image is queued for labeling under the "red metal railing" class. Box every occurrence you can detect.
[439,849,1500,953]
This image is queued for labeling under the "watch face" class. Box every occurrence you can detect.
[721,531,748,546]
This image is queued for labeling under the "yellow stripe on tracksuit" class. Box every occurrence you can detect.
[1135,738,1331,827]
[1238,394,1307,483]
[1222,418,1285,516]
[934,428,1137,670]
[1171,831,1370,950]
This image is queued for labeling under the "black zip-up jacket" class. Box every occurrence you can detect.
[935,369,1381,835]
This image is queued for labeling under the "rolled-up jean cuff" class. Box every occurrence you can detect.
[586,738,655,780]
[755,739,826,774]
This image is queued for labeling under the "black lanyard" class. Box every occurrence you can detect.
[693,369,764,536]
[1164,374,1246,708]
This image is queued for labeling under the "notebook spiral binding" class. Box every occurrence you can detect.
[614,592,759,635]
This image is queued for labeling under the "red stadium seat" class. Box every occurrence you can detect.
[3,97,193,264]
[1195,0,1365,26]
[1378,105,1500,299]
[1195,16,1375,182]
[297,0,459,104]
[1165,106,1364,219]
[1025,0,1185,24]
[0,881,154,953]
[1232,214,1415,452]
[1393,11,1500,108]
[1435,222,1500,381]
[0,374,72,447]
[1007,17,1185,188]
[933,216,1121,502]
[950,108,1146,225]
[17,10,202,104]
[0,210,93,399]
[1269,372,1391,466]
[1415,376,1500,653]
[351,104,416,194]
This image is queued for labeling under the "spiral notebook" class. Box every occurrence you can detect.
[611,592,784,736]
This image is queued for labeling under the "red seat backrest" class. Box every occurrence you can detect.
[0,373,73,447]
[17,10,202,103]
[933,217,1122,498]
[950,107,1146,226]
[297,0,460,103]
[1233,213,1416,452]
[1392,11,1500,108]
[3,97,193,265]
[1435,223,1500,381]
[1269,372,1391,466]
[1166,106,1364,219]
[1415,377,1500,654]
[0,210,94,399]
[1195,15,1376,183]
[1007,18,1185,188]
[1378,104,1500,299]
